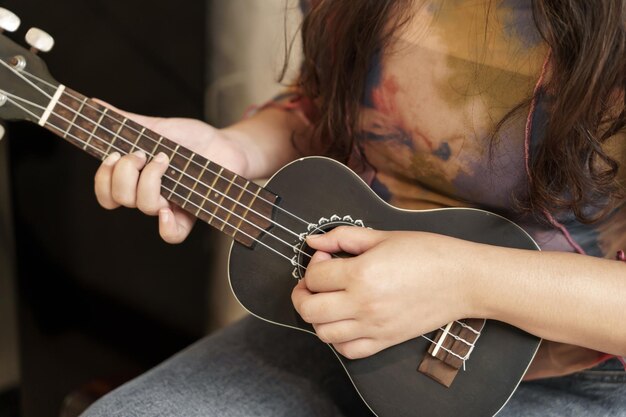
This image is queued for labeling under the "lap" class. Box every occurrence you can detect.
[82,316,626,417]
[81,316,372,417]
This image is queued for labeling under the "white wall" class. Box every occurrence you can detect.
[205,0,302,329]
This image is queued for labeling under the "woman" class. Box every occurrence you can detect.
[83,0,626,416]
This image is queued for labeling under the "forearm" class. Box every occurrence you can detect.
[220,106,311,180]
[472,245,626,356]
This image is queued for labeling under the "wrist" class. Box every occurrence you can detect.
[217,127,254,178]
[455,240,502,320]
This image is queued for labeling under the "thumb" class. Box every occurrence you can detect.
[306,226,387,255]
[308,250,332,266]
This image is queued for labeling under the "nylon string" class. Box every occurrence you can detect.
[0,89,316,266]
[2,63,483,361]
[6,94,481,362]
[18,66,318,232]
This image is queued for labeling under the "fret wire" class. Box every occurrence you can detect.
[3,61,313,237]
[150,135,164,158]
[46,92,300,241]
[63,97,87,138]
[106,117,127,158]
[193,159,211,217]
[5,92,472,362]
[129,127,146,154]
[238,187,262,232]
[0,89,310,259]
[49,88,313,229]
[36,111,314,265]
[217,175,237,231]
[2,88,299,248]
[84,108,108,151]
[166,145,185,200]
[230,180,250,231]
[206,167,224,227]
[178,153,197,209]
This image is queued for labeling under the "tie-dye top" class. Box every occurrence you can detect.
[297,0,626,259]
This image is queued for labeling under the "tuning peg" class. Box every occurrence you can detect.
[25,27,54,53]
[0,8,20,32]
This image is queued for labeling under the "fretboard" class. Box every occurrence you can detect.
[41,86,277,248]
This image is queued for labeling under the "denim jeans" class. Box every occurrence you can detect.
[81,316,626,417]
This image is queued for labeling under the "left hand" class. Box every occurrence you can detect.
[291,226,479,359]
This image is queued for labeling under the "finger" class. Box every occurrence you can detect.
[308,249,331,265]
[136,152,170,215]
[303,253,348,292]
[292,290,354,324]
[94,152,122,209]
[158,207,196,244]
[306,226,388,255]
[313,320,363,344]
[110,151,147,208]
[333,338,382,360]
[291,278,313,314]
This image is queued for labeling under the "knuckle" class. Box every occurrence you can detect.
[298,300,316,323]
[315,325,332,343]
[136,194,160,215]
[336,344,359,360]
[337,342,372,360]
[160,230,183,245]
[111,188,135,207]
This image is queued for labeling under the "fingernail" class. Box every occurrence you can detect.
[155,152,169,163]
[133,150,146,160]
[160,208,170,223]
[306,233,323,240]
[103,152,121,165]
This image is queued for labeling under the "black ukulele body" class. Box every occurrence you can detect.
[229,156,541,417]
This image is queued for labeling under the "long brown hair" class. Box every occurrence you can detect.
[292,0,626,224]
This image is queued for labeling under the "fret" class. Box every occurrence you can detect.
[169,151,195,203]
[238,186,262,231]
[106,117,127,158]
[229,181,250,229]
[40,88,278,248]
[193,159,211,217]
[150,135,164,158]
[169,144,181,169]
[216,174,237,231]
[204,166,224,225]
[63,97,87,138]
[129,127,146,154]
[84,108,108,151]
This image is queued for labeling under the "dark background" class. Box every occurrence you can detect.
[0,0,212,415]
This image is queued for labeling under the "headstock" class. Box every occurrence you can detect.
[0,8,60,125]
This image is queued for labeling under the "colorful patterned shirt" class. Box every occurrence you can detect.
[338,0,626,261]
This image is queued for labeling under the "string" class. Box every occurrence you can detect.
[13,62,344,257]
[0,60,318,242]
[0,88,315,260]
[2,93,315,268]
[17,65,318,231]
[5,64,478,361]
[1,87,308,245]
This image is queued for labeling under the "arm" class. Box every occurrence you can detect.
[292,227,626,367]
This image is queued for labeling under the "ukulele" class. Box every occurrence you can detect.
[0,12,541,417]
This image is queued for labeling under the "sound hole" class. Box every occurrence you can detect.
[296,220,356,279]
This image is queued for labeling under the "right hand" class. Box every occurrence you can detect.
[94,106,249,244]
